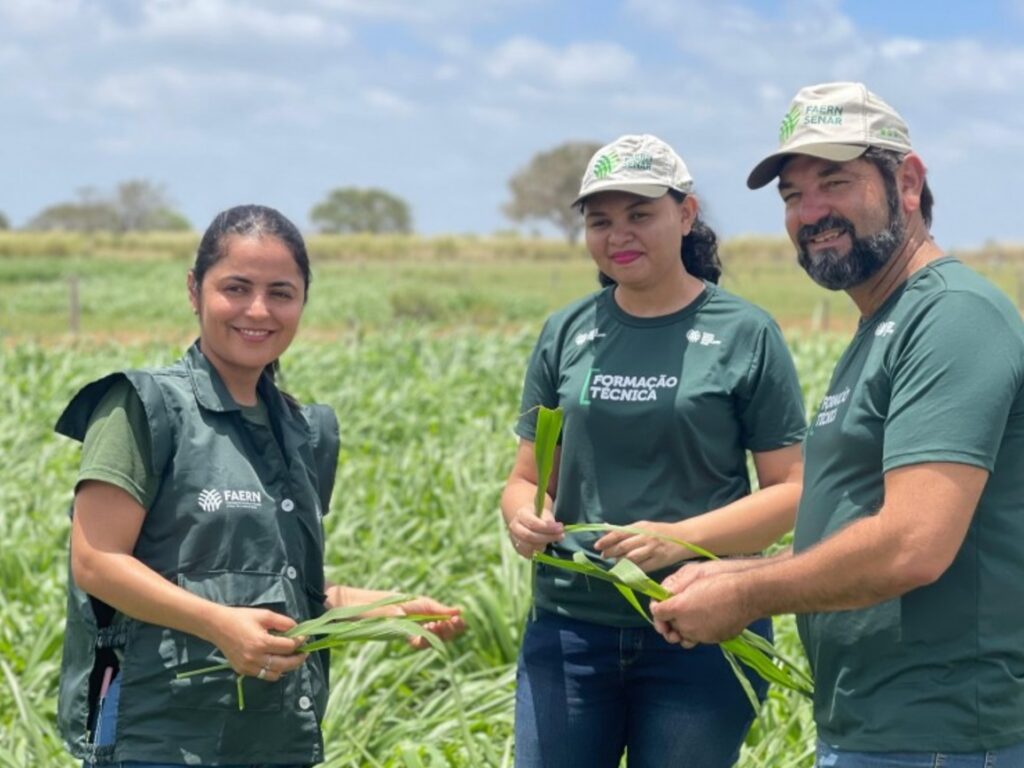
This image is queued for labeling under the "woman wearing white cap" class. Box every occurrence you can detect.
[500,134,806,767]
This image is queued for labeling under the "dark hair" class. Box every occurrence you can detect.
[862,147,934,228]
[192,204,311,389]
[194,204,311,299]
[589,190,722,287]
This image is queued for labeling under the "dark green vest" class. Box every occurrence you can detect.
[55,344,340,765]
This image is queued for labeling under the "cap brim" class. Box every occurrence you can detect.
[746,143,869,190]
[572,182,674,207]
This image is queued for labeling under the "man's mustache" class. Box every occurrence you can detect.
[798,215,855,248]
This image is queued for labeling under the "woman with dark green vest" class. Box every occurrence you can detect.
[501,135,806,768]
[56,205,464,767]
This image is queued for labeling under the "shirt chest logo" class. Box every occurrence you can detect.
[197,488,263,512]
[575,327,606,346]
[686,328,722,346]
[813,387,851,428]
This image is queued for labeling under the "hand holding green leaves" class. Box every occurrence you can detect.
[651,562,760,645]
[390,595,466,649]
[595,519,699,573]
[505,406,565,558]
[533,524,812,711]
[179,594,463,710]
[202,604,309,683]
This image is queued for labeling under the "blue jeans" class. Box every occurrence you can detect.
[514,609,770,768]
[86,674,309,768]
[816,739,1024,767]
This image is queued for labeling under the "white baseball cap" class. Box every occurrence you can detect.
[747,81,913,189]
[574,134,694,205]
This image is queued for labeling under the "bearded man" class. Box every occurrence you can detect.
[652,82,1024,766]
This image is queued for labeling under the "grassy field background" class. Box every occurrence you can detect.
[3,231,1022,341]
[1,233,1022,766]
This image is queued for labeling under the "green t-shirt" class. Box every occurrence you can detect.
[79,379,270,509]
[516,283,806,626]
[794,258,1024,751]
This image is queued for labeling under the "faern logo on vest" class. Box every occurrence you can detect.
[197,489,222,512]
[197,488,263,512]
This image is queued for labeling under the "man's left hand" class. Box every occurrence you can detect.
[651,570,755,647]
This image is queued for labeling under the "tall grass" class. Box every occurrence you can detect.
[0,330,847,766]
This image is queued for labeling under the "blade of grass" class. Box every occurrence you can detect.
[282,594,412,637]
[722,637,813,698]
[532,551,623,587]
[607,557,671,600]
[739,630,814,691]
[532,406,563,516]
[298,617,446,654]
[737,630,815,692]
[722,647,762,713]
[612,583,651,624]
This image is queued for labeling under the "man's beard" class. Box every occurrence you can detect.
[797,206,905,291]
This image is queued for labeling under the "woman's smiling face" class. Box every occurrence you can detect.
[583,191,695,291]
[189,234,305,395]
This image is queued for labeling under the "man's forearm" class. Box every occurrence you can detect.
[741,515,923,618]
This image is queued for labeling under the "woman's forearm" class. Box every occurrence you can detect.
[670,479,800,557]
[72,529,228,646]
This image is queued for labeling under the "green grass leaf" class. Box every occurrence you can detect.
[532,406,563,517]
[282,594,411,637]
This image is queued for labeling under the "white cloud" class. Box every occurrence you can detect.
[879,37,925,60]
[93,66,299,112]
[436,35,475,59]
[468,104,520,128]
[362,87,416,116]
[627,0,866,80]
[0,0,84,31]
[308,0,533,26]
[134,0,348,44]
[434,63,460,81]
[916,39,1024,93]
[487,37,637,87]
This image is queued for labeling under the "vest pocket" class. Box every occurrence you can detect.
[123,571,298,714]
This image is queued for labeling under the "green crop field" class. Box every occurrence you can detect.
[1,233,1021,766]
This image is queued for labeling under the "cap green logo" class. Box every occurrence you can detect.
[593,152,618,179]
[779,105,801,143]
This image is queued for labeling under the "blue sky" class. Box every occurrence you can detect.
[2,0,1023,248]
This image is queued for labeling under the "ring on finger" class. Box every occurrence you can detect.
[256,665,269,680]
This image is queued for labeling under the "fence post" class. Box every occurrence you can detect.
[69,274,80,334]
